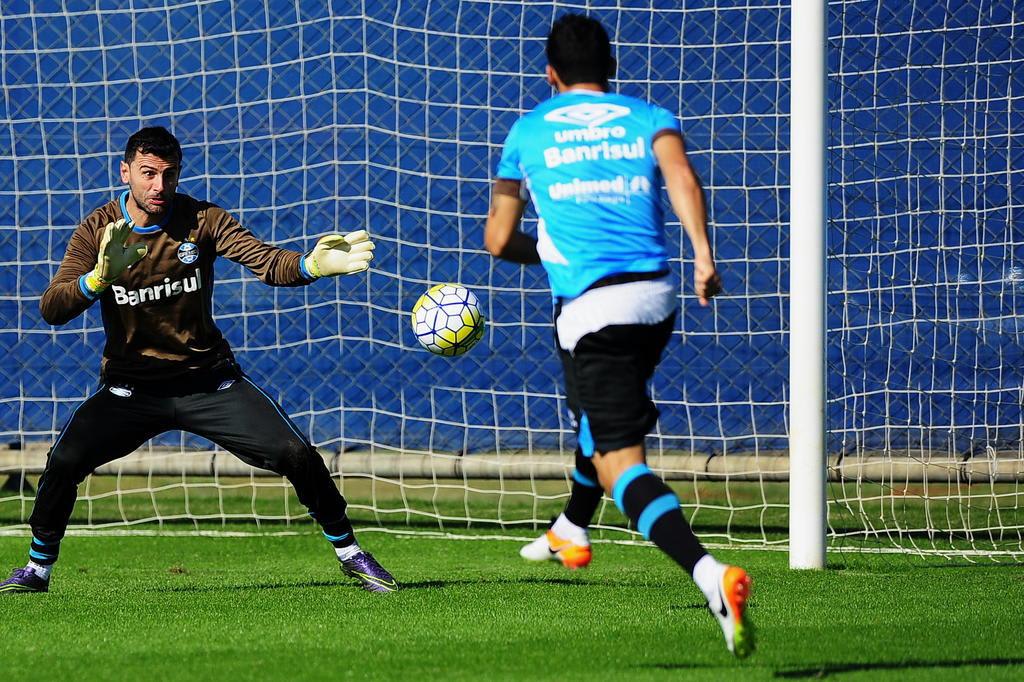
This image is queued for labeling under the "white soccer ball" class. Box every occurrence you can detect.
[411,284,486,356]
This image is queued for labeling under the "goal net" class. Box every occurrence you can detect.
[0,1,1020,558]
[826,0,1023,557]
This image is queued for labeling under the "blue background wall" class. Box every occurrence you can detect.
[0,1,1019,458]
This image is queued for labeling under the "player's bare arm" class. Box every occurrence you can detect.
[653,134,722,306]
[484,187,539,264]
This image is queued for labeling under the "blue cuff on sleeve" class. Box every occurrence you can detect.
[78,274,98,300]
[298,253,316,280]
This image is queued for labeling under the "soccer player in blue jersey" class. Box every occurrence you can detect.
[485,14,754,657]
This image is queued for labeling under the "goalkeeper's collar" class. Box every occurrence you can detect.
[119,190,174,234]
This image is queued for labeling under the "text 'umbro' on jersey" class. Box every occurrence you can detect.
[496,91,681,299]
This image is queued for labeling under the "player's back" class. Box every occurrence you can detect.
[497,91,680,299]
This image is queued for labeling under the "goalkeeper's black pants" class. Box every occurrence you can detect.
[29,375,350,545]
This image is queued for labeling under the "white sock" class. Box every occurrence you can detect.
[692,554,724,606]
[334,543,362,561]
[27,561,52,580]
[551,514,589,546]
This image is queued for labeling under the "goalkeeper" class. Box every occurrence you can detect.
[1,127,397,595]
[485,15,753,656]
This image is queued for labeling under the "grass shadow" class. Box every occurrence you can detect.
[150,574,679,594]
[637,662,728,671]
[153,579,342,593]
[400,576,580,589]
[668,603,715,611]
[775,657,1024,678]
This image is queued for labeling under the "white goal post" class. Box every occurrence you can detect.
[789,0,828,569]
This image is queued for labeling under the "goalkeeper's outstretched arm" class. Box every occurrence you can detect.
[207,204,374,285]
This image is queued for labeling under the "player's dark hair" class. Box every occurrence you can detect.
[546,14,614,87]
[124,126,182,165]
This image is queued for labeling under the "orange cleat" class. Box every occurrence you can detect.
[710,565,755,658]
[520,529,592,569]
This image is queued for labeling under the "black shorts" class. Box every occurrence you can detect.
[29,372,348,539]
[558,313,675,456]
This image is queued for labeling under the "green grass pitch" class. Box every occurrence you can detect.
[0,530,1021,680]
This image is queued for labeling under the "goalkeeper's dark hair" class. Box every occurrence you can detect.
[124,126,182,165]
[546,14,614,87]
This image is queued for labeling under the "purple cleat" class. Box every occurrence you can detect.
[340,552,398,593]
[0,567,49,594]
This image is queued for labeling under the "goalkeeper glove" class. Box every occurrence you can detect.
[83,219,148,295]
[303,230,375,278]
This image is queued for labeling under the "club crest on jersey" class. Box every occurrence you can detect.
[544,102,631,128]
[177,242,199,264]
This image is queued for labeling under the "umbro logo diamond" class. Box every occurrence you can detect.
[544,102,632,127]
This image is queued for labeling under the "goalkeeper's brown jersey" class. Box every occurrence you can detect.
[39,192,311,384]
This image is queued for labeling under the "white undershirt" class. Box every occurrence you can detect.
[555,275,677,352]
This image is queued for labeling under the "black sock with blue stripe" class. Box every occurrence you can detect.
[28,535,60,567]
[612,464,707,575]
[321,517,356,550]
[564,449,602,528]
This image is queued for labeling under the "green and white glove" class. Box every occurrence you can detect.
[83,219,148,295]
[302,230,375,278]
